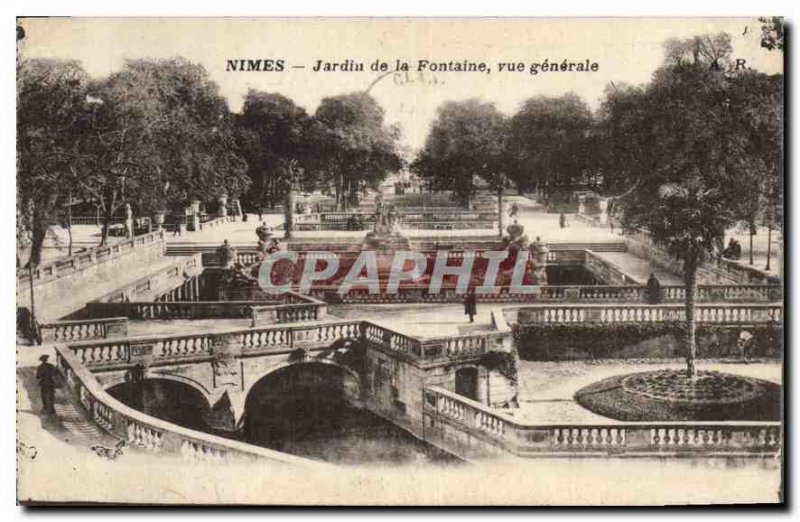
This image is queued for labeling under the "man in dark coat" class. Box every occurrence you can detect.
[645,273,661,304]
[464,288,478,323]
[36,354,58,414]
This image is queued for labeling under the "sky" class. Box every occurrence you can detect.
[18,17,783,152]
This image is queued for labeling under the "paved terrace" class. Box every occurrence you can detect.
[513,359,782,425]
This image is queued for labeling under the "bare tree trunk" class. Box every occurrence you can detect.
[684,257,698,378]
[67,198,73,256]
[100,205,114,247]
[766,225,772,271]
[497,189,503,239]
[28,222,47,268]
[749,220,755,265]
[284,183,294,239]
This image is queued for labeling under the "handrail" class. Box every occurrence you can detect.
[41,316,129,342]
[18,230,166,288]
[306,283,781,304]
[516,302,783,325]
[424,385,781,456]
[55,345,326,467]
[87,296,327,324]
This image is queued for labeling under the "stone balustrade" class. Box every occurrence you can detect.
[92,254,202,303]
[291,209,499,231]
[18,230,166,289]
[306,283,780,305]
[68,320,366,369]
[362,323,506,361]
[195,215,236,232]
[87,292,327,325]
[718,258,781,286]
[423,386,781,457]
[363,323,421,357]
[55,345,325,467]
[200,249,261,268]
[517,303,782,325]
[66,315,506,371]
[41,317,129,342]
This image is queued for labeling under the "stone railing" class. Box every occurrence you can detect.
[199,248,261,268]
[307,284,781,305]
[423,386,781,457]
[516,303,783,325]
[92,254,202,303]
[718,258,781,286]
[54,345,324,467]
[87,291,327,325]
[87,301,256,321]
[67,315,505,371]
[584,250,640,285]
[68,320,365,370]
[291,209,499,231]
[195,215,236,232]
[41,317,129,343]
[362,322,507,362]
[69,215,126,226]
[541,284,781,304]
[17,230,166,288]
[545,241,627,253]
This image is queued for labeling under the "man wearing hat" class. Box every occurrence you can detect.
[35,354,58,414]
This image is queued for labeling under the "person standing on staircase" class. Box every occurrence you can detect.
[36,355,58,415]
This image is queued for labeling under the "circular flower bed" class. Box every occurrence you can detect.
[621,370,766,405]
[574,370,781,421]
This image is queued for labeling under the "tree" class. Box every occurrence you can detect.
[724,71,783,265]
[17,58,90,266]
[759,17,784,52]
[311,93,402,211]
[663,33,733,69]
[507,93,593,199]
[412,99,508,208]
[594,83,651,196]
[236,91,311,212]
[616,56,744,378]
[82,58,249,244]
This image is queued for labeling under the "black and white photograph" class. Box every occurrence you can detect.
[13,16,785,505]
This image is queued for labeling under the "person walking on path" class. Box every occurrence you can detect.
[464,288,478,323]
[508,202,519,218]
[559,212,567,229]
[36,354,58,414]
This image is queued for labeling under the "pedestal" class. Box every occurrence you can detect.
[217,195,228,217]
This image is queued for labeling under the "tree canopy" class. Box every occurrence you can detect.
[411,99,508,206]
[310,92,403,210]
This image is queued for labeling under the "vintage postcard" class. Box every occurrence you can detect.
[15,17,784,505]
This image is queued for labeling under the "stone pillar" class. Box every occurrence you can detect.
[284,184,296,239]
[577,195,586,216]
[477,368,489,405]
[154,212,165,232]
[598,198,609,225]
[218,195,228,217]
[125,203,134,239]
[530,239,549,285]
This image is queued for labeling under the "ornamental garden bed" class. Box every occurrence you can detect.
[574,369,781,421]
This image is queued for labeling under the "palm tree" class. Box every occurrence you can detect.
[656,176,732,377]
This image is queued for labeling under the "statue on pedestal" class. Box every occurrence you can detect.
[362,193,409,252]
[125,203,134,238]
[217,239,237,268]
[502,219,529,250]
[529,235,549,285]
